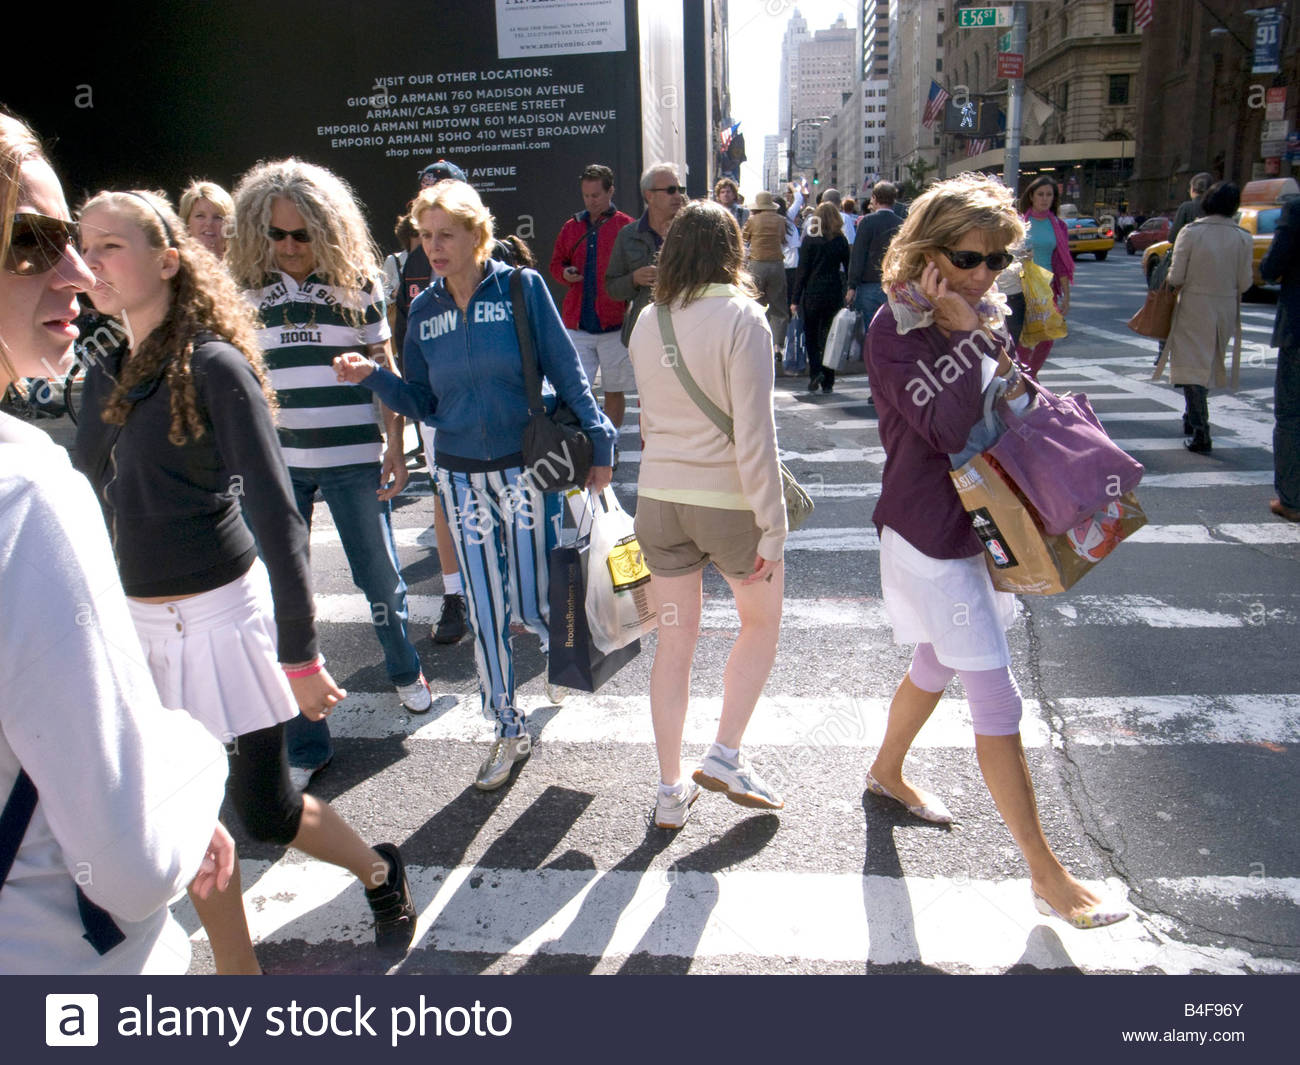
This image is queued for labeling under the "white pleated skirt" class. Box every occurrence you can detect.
[127,560,298,744]
[879,525,1018,672]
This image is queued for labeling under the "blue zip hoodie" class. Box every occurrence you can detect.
[360,259,616,471]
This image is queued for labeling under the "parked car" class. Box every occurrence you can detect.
[1065,217,1112,260]
[1126,216,1171,255]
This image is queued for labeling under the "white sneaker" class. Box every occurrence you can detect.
[693,750,784,810]
[396,674,433,713]
[288,762,329,792]
[544,679,569,705]
[654,781,701,829]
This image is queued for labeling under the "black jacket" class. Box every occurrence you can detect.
[847,209,902,287]
[793,233,851,307]
[1261,197,1300,350]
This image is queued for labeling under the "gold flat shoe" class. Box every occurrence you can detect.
[1032,890,1130,930]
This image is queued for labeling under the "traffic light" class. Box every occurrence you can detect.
[812,171,820,186]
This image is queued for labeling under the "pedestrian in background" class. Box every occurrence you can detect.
[1158,181,1253,454]
[791,201,850,393]
[714,176,749,228]
[334,180,615,791]
[606,163,686,347]
[1017,175,1073,376]
[1168,171,1213,245]
[179,179,233,259]
[0,111,231,975]
[1260,193,1300,521]
[741,189,790,359]
[550,163,635,431]
[75,187,417,969]
[846,180,903,330]
[626,200,786,829]
[867,172,1128,931]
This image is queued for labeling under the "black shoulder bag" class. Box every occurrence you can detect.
[510,269,594,492]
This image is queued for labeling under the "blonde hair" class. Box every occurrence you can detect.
[79,189,274,445]
[813,201,843,240]
[0,112,46,389]
[179,180,234,225]
[409,180,495,266]
[881,173,1025,286]
[227,158,381,319]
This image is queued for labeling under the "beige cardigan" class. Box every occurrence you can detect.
[627,285,787,559]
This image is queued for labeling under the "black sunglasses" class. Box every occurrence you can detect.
[650,185,685,195]
[267,226,312,243]
[5,213,79,276]
[940,248,1014,271]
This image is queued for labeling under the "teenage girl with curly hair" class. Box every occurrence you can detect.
[73,189,416,972]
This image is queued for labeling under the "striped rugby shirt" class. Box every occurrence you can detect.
[247,270,391,469]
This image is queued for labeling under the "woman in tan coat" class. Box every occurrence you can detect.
[1158,181,1254,453]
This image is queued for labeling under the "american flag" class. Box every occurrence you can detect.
[922,81,950,129]
[967,138,990,157]
[1135,0,1153,30]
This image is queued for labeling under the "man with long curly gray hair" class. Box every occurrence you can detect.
[230,158,432,788]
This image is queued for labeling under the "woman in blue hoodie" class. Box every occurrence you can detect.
[336,180,615,790]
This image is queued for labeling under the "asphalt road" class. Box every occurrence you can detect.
[29,247,1298,975]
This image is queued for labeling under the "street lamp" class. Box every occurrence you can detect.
[788,116,831,182]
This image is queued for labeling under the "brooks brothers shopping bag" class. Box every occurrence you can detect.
[949,453,1147,595]
[547,528,640,692]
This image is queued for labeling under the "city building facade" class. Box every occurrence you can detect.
[883,0,946,185]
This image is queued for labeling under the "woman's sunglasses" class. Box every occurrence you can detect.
[267,226,312,243]
[940,248,1014,271]
[4,213,80,276]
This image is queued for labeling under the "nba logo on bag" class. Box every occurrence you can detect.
[46,994,98,1046]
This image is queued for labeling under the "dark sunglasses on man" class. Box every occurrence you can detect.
[650,185,685,195]
[267,226,312,243]
[940,248,1014,271]
[4,213,79,276]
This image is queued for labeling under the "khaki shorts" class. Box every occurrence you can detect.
[633,497,762,579]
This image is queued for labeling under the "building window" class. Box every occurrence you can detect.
[1113,2,1134,34]
[937,58,943,71]
[1108,73,1130,105]
[1058,81,1070,110]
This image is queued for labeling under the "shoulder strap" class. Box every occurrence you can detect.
[656,305,735,443]
[0,769,125,955]
[509,269,546,415]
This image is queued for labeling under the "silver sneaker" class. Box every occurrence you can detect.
[544,679,569,705]
[654,781,701,829]
[693,750,784,810]
[396,674,432,714]
[474,734,532,791]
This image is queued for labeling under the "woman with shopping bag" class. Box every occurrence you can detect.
[334,180,615,790]
[626,200,787,830]
[1155,182,1254,454]
[1017,176,1074,376]
[865,173,1128,930]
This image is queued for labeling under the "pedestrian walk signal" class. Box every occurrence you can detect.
[942,99,1003,136]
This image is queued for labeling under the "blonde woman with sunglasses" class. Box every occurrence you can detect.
[0,111,233,974]
[864,173,1128,931]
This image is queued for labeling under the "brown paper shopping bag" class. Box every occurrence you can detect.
[949,454,1147,595]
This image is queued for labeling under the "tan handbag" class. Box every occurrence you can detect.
[1127,285,1177,340]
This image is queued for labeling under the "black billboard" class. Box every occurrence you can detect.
[4,0,650,298]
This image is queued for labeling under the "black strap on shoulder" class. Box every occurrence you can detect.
[1,769,125,956]
[509,269,546,416]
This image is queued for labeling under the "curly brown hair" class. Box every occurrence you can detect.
[79,189,274,445]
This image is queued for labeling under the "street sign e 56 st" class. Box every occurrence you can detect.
[958,7,1013,28]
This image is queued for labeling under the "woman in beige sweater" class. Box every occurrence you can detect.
[627,200,788,830]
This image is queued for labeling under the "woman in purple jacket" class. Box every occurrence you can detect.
[865,173,1127,931]
[1017,176,1074,376]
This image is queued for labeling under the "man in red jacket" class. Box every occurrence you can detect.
[550,164,635,429]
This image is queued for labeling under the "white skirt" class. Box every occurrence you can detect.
[127,561,299,744]
[879,525,1018,671]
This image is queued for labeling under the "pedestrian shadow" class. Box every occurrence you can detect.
[861,792,947,974]
[512,828,676,974]
[617,814,781,974]
[1004,923,1083,973]
[409,785,598,972]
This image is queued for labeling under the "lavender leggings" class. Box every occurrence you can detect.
[908,643,1023,736]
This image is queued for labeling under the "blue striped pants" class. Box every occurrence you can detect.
[435,466,561,737]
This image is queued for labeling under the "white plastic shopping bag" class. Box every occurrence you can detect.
[822,307,860,371]
[575,487,656,653]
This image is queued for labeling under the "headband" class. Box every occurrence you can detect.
[122,191,178,248]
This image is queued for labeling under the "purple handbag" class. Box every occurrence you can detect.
[988,378,1144,536]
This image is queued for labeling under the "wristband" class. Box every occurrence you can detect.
[282,655,325,680]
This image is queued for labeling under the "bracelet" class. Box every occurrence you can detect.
[282,655,325,680]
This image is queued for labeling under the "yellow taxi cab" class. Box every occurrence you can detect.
[1142,177,1298,289]
[1065,217,1113,260]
